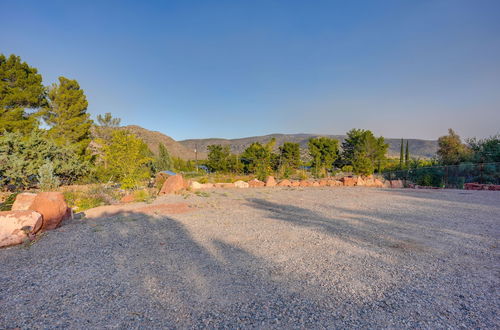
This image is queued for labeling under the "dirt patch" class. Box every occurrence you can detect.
[83,202,192,219]
[136,203,191,215]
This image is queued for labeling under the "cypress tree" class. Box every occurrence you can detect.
[155,143,173,171]
[405,140,409,166]
[399,138,404,169]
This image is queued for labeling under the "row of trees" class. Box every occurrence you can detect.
[205,129,389,180]
[0,54,177,189]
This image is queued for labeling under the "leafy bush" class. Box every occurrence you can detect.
[96,130,153,189]
[38,161,60,191]
[133,189,154,203]
[0,131,90,188]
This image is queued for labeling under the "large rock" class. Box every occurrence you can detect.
[28,192,70,231]
[120,194,135,203]
[290,180,300,187]
[390,180,404,188]
[159,175,185,195]
[299,180,311,187]
[329,180,343,187]
[277,179,292,187]
[373,179,384,188]
[0,211,43,248]
[356,176,365,186]
[265,176,277,187]
[11,193,37,211]
[342,177,356,187]
[248,179,265,187]
[234,180,249,188]
[189,181,203,190]
[318,179,328,187]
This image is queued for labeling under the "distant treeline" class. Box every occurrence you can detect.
[1,54,498,190]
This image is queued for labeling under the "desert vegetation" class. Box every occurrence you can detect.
[1,53,499,201]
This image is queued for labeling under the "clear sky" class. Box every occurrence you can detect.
[2,0,499,140]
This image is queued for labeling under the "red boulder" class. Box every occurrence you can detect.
[159,175,185,195]
[28,192,70,231]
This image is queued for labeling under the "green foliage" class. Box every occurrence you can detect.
[172,157,196,172]
[155,143,173,172]
[278,142,300,178]
[207,144,231,172]
[133,189,154,203]
[0,54,46,133]
[0,130,89,187]
[437,129,470,165]
[38,161,60,191]
[308,137,339,178]
[405,140,409,166]
[341,165,353,173]
[342,129,388,175]
[467,135,500,163]
[45,77,92,156]
[206,144,243,173]
[241,139,275,180]
[399,138,404,169]
[92,112,122,142]
[0,193,18,211]
[98,130,153,189]
[63,188,112,211]
[97,112,121,127]
[352,152,375,176]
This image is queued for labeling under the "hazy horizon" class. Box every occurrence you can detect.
[2,0,499,141]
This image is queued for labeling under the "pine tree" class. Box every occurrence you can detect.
[97,112,121,127]
[399,138,404,169]
[405,140,409,166]
[46,77,92,156]
[155,143,173,172]
[0,54,46,133]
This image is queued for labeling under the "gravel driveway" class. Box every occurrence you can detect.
[1,187,499,328]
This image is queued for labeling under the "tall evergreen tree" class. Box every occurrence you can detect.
[155,143,173,172]
[399,138,404,169]
[405,140,409,166]
[45,77,92,156]
[0,54,46,133]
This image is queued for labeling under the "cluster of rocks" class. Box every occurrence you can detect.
[0,192,71,248]
[158,174,404,195]
[464,183,500,191]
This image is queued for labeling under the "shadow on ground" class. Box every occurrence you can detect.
[0,193,498,328]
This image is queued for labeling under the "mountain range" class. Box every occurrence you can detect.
[122,125,438,160]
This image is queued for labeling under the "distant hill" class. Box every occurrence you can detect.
[121,125,438,160]
[121,125,196,159]
[179,133,438,159]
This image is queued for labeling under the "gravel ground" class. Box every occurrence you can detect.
[1,187,499,328]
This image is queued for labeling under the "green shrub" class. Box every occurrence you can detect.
[133,189,154,203]
[38,161,60,191]
[0,193,18,211]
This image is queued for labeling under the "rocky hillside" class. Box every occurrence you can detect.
[180,134,438,159]
[122,125,438,160]
[121,125,196,159]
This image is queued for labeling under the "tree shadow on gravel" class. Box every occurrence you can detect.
[0,208,495,329]
[245,198,434,253]
[0,210,342,328]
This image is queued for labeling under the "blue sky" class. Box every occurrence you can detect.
[2,0,499,140]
